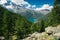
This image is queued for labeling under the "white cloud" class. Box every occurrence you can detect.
[35,4,53,11]
[0,0,31,9]
[26,5,36,9]
[11,0,31,9]
[25,4,31,9]
[11,0,28,5]
[10,0,36,9]
[34,4,53,15]
[0,0,7,4]
[32,5,36,8]
[5,5,13,9]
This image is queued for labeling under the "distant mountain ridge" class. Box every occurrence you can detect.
[0,1,50,22]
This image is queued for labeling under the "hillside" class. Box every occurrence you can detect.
[23,25,60,40]
[44,0,60,27]
[0,6,33,39]
[0,5,45,40]
[37,0,60,27]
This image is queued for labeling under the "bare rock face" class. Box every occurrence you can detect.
[45,25,60,35]
[45,25,60,40]
[23,32,41,40]
[23,32,56,40]
[45,27,57,35]
[53,33,60,40]
[57,25,60,28]
[23,25,60,40]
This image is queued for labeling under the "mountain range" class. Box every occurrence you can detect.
[0,0,50,22]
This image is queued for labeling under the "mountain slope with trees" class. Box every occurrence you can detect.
[37,0,60,27]
[0,6,33,40]
[0,6,45,40]
[44,0,60,27]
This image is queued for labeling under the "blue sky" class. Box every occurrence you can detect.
[25,0,54,8]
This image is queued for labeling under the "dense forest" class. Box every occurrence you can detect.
[0,6,44,40]
[0,6,33,40]
[0,0,60,40]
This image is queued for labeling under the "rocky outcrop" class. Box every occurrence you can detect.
[45,25,60,40]
[53,33,60,40]
[45,25,60,34]
[23,32,56,40]
[23,25,60,40]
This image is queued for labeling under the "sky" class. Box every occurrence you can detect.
[25,0,54,7]
[0,0,54,10]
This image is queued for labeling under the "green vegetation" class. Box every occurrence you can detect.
[43,0,60,27]
[0,0,60,40]
[0,6,45,40]
[0,6,33,40]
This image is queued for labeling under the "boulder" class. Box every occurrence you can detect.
[45,27,56,35]
[30,32,41,38]
[53,33,60,40]
[45,25,60,35]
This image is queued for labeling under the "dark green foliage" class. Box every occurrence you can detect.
[40,20,45,32]
[0,6,33,39]
[0,0,60,39]
[44,0,60,27]
[0,6,46,39]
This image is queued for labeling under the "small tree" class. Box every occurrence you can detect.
[40,20,45,32]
